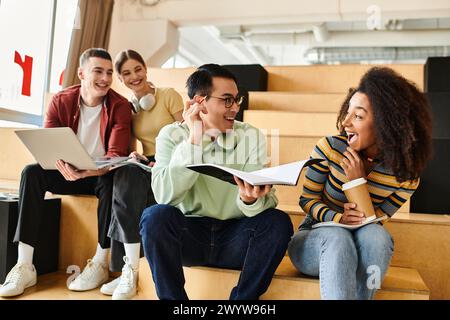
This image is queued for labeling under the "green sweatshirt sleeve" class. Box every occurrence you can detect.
[236,188,278,217]
[151,124,202,206]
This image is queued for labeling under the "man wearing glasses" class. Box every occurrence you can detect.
[139,64,293,300]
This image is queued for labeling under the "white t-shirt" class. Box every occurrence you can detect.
[77,102,105,159]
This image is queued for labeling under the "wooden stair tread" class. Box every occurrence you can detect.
[0,179,20,192]
[138,256,429,299]
[191,257,428,294]
[0,263,428,300]
[265,65,423,92]
[276,203,450,226]
[142,65,423,93]
[388,212,450,226]
[0,272,144,300]
[147,67,196,91]
[381,266,429,294]
[274,257,429,294]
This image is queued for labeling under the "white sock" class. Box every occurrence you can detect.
[17,241,34,265]
[92,243,109,265]
[124,243,140,271]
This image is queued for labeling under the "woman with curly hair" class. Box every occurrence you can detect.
[288,67,432,300]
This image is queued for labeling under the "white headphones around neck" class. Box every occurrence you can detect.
[130,82,157,113]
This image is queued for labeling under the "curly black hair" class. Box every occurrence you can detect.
[336,67,433,182]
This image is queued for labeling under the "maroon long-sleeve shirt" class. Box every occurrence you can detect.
[44,85,132,157]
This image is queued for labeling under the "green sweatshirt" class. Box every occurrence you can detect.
[151,121,278,219]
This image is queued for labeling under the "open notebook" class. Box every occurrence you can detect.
[186,158,323,186]
[109,158,152,172]
[312,215,388,230]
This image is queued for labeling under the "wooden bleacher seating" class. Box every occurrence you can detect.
[2,64,450,300]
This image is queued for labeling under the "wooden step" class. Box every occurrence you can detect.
[0,179,20,192]
[147,67,196,92]
[142,65,423,94]
[0,128,34,181]
[56,195,100,270]
[265,64,423,92]
[266,135,320,167]
[137,256,429,300]
[1,182,447,298]
[273,177,306,208]
[243,110,338,137]
[279,203,450,300]
[0,259,428,300]
[249,92,345,113]
[0,182,100,273]
[0,272,144,300]
[384,214,450,300]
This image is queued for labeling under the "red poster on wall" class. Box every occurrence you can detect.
[14,51,33,97]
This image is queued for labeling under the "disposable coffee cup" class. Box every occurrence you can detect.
[342,178,376,222]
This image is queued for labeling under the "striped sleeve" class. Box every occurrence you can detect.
[376,178,420,217]
[300,137,343,223]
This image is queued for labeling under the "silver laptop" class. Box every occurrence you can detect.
[15,127,129,170]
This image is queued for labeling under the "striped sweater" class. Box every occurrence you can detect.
[299,135,419,230]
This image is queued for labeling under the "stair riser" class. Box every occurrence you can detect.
[140,65,423,93]
[265,65,423,92]
[385,221,450,300]
[249,92,345,113]
[244,111,338,137]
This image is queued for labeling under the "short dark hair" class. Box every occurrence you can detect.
[336,67,433,182]
[79,48,112,67]
[186,64,238,99]
[114,49,147,74]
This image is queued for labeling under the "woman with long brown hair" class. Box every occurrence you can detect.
[100,50,183,300]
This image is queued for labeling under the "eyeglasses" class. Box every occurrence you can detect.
[205,95,244,108]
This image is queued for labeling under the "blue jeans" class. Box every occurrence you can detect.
[288,224,394,300]
[139,204,293,300]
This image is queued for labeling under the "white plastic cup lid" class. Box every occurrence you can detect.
[342,177,367,191]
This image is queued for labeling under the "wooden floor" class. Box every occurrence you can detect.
[0,272,144,300]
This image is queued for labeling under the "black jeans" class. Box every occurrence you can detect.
[14,164,114,249]
[108,164,156,271]
[139,204,293,300]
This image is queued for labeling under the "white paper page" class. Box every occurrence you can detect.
[94,156,131,168]
[312,215,387,229]
[251,160,306,185]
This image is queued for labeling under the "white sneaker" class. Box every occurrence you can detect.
[68,259,109,291]
[112,256,138,300]
[100,276,121,296]
[0,262,37,297]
